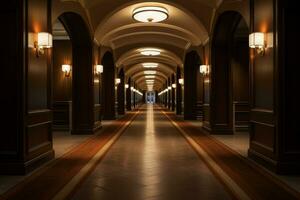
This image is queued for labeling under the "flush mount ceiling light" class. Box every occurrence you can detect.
[140,48,161,56]
[142,63,158,68]
[133,6,168,23]
[144,70,157,75]
[145,75,155,79]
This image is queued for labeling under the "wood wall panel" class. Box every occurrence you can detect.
[248,0,276,169]
[0,0,54,174]
[53,40,72,102]
[0,1,22,159]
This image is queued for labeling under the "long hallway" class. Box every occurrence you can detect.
[71,105,231,200]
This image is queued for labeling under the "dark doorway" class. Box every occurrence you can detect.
[52,19,72,132]
[210,11,250,134]
[184,51,202,120]
[102,51,116,120]
[57,12,94,135]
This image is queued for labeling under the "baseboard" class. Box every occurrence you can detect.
[0,150,54,175]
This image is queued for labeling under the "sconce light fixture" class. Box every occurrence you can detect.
[95,65,103,74]
[172,83,176,88]
[249,32,265,55]
[115,78,121,85]
[178,78,184,85]
[30,32,53,57]
[62,64,71,77]
[125,84,129,89]
[199,65,210,75]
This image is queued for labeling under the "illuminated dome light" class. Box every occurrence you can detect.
[145,75,156,79]
[144,70,157,75]
[133,6,168,23]
[142,63,159,68]
[140,48,161,56]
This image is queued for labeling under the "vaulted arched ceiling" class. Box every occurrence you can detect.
[59,0,224,91]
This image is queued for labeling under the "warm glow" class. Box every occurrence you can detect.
[115,78,121,85]
[133,6,168,23]
[144,70,157,75]
[62,64,71,77]
[140,48,161,56]
[249,32,265,48]
[199,65,210,75]
[172,83,176,88]
[95,65,103,74]
[145,75,155,79]
[143,63,159,68]
[168,86,171,90]
[37,32,53,48]
[125,84,129,89]
[179,78,184,85]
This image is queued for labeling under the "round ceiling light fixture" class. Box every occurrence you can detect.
[140,48,161,56]
[133,6,169,23]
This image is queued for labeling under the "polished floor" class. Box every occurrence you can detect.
[72,105,231,200]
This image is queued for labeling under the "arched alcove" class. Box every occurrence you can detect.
[210,11,249,134]
[184,51,202,120]
[117,68,125,115]
[58,12,95,135]
[102,51,116,120]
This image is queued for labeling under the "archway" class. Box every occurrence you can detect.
[102,51,116,120]
[52,19,72,132]
[57,12,95,135]
[210,11,250,134]
[184,51,202,120]
[126,77,132,111]
[117,68,125,115]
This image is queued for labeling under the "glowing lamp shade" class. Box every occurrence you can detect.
[125,84,129,89]
[96,65,103,74]
[140,49,161,56]
[179,78,184,85]
[199,65,210,75]
[145,75,155,79]
[115,78,121,85]
[172,83,176,88]
[133,6,168,23]
[144,70,157,75]
[37,32,53,48]
[249,32,265,48]
[143,63,158,68]
[168,86,172,90]
[62,64,71,77]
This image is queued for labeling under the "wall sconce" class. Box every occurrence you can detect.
[179,78,184,85]
[62,64,71,77]
[199,65,210,75]
[172,83,176,88]
[29,32,53,57]
[95,65,103,74]
[125,84,129,89]
[115,78,121,85]
[249,32,265,56]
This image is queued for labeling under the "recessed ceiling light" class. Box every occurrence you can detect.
[140,48,161,56]
[142,63,158,68]
[133,6,168,23]
[144,70,157,75]
[145,75,155,79]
